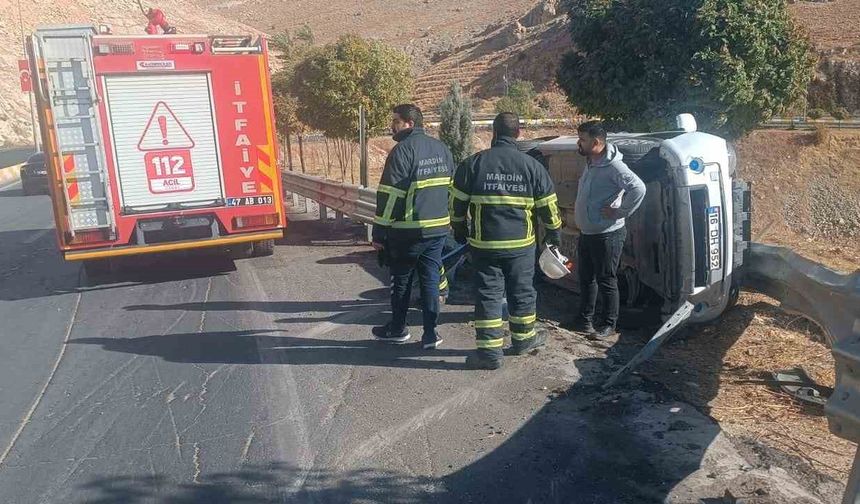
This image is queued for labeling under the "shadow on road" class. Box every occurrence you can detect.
[0,227,238,301]
[123,220,473,327]
[71,290,835,501]
[69,341,724,503]
[78,464,437,504]
[123,297,473,327]
[68,330,468,370]
[0,187,25,197]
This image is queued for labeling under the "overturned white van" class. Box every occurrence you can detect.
[524,115,752,325]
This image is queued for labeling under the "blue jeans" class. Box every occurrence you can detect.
[388,236,445,341]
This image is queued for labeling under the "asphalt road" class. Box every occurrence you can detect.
[0,184,841,503]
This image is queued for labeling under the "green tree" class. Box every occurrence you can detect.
[807,108,826,120]
[495,80,542,119]
[439,82,474,164]
[831,107,851,121]
[291,35,413,182]
[270,26,315,172]
[557,0,815,138]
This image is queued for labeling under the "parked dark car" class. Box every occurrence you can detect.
[20,152,48,195]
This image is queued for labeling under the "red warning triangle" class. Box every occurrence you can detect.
[137,101,196,151]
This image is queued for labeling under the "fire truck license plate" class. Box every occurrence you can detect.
[227,195,274,207]
[707,206,721,270]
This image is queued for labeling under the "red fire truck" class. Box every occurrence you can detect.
[27,25,286,275]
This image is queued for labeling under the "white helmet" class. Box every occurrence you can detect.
[539,245,572,280]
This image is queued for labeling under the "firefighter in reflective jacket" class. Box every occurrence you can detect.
[451,112,562,369]
[372,104,454,350]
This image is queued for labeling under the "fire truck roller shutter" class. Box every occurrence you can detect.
[104,73,225,211]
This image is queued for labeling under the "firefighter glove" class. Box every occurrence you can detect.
[453,222,469,244]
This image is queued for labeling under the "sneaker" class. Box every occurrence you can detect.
[465,351,503,370]
[568,319,596,336]
[421,332,443,350]
[372,324,411,344]
[509,330,548,356]
[589,326,619,340]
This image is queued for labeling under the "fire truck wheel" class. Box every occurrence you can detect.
[83,259,112,279]
[228,243,253,260]
[252,239,275,257]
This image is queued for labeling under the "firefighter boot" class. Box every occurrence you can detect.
[466,349,503,370]
[509,329,548,356]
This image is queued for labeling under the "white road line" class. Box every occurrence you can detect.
[0,290,82,468]
[0,181,22,191]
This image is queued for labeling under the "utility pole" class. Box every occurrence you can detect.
[18,0,39,151]
[359,105,368,187]
[503,64,509,96]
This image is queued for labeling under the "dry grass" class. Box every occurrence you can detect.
[813,125,832,147]
[736,130,860,273]
[791,0,860,53]
[642,292,857,482]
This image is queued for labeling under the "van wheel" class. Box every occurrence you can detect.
[612,137,661,164]
[252,239,275,257]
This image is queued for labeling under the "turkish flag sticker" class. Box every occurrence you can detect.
[19,60,32,93]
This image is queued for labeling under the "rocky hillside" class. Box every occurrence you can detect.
[414,1,568,113]
[736,129,860,272]
[794,0,860,114]
[414,0,860,113]
[793,0,860,53]
[192,0,539,71]
[0,0,257,147]
[1,0,858,145]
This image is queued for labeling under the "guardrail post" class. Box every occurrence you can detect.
[319,203,328,221]
[366,224,373,243]
[334,210,344,229]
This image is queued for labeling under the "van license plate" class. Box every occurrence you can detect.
[707,206,721,270]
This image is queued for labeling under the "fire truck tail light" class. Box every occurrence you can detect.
[234,214,278,229]
[70,230,109,245]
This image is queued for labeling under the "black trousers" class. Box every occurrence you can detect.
[473,248,537,355]
[577,227,626,329]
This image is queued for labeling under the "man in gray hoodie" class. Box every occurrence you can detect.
[572,121,646,338]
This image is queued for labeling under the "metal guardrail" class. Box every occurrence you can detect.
[281,171,860,501]
[761,118,860,130]
[281,171,376,225]
[424,117,574,128]
[419,116,860,130]
[743,242,860,504]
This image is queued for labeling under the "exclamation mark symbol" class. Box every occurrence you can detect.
[158,116,168,146]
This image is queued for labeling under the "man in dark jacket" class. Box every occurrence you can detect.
[451,112,563,369]
[372,104,454,349]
